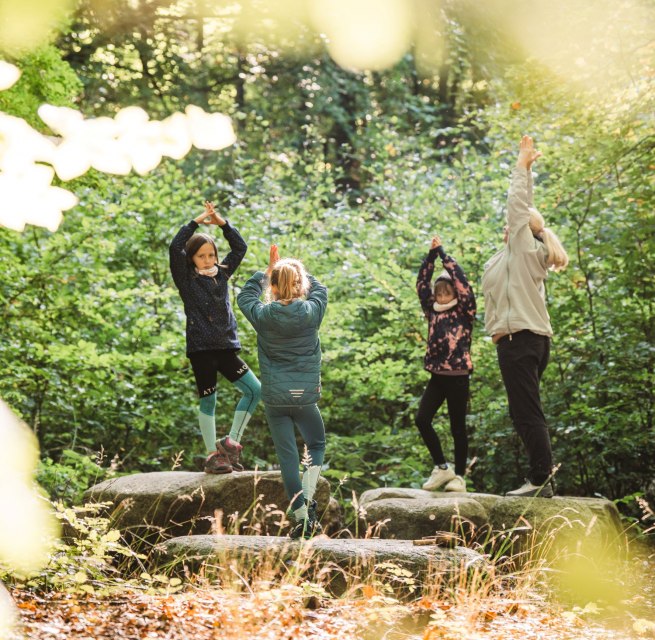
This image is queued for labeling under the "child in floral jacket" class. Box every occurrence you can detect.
[416,234,476,492]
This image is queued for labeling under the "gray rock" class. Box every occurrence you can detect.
[83,470,333,539]
[359,487,502,513]
[156,534,486,594]
[357,488,625,557]
[360,496,489,540]
[489,495,626,556]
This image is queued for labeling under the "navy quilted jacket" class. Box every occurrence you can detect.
[416,247,476,374]
[169,219,247,355]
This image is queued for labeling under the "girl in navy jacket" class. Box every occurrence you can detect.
[169,201,261,474]
[416,234,476,493]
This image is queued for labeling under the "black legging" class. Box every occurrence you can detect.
[415,373,470,476]
[496,330,552,485]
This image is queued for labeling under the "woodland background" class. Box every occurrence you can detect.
[1,0,654,516]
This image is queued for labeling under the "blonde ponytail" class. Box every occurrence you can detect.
[529,208,569,272]
[541,228,569,271]
[268,258,309,303]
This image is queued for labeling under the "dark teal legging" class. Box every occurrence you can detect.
[264,403,326,510]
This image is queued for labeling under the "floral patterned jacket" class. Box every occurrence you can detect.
[416,246,476,374]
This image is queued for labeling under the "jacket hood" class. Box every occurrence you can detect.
[265,300,314,335]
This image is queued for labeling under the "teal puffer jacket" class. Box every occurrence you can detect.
[237,271,328,406]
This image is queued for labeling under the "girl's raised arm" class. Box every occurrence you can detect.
[506,136,541,242]
[416,236,441,318]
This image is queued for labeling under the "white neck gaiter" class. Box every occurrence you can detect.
[433,298,458,312]
[195,265,219,277]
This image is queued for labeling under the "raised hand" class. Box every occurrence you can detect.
[266,244,280,276]
[517,135,542,170]
[204,201,226,226]
[430,235,442,250]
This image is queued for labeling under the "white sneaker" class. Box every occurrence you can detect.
[422,465,455,491]
[444,475,466,492]
[505,479,554,498]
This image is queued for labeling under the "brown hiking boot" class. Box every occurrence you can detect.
[216,436,244,471]
[203,449,232,474]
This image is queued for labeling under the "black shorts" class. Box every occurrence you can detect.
[189,349,250,398]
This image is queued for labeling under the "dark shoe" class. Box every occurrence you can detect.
[216,436,244,471]
[290,517,323,539]
[289,500,322,539]
[506,479,554,498]
[203,450,232,474]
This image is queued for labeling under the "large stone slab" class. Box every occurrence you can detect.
[156,534,486,594]
[489,495,626,556]
[83,471,333,540]
[358,487,626,557]
[358,487,500,541]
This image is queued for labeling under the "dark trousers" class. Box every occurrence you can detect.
[496,330,552,485]
[415,374,470,476]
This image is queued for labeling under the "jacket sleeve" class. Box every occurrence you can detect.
[416,248,439,319]
[527,168,534,206]
[442,255,477,322]
[169,220,198,290]
[237,271,267,331]
[304,275,328,326]
[506,166,537,252]
[218,221,248,279]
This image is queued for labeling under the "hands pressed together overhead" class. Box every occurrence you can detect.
[430,235,442,250]
[194,200,226,226]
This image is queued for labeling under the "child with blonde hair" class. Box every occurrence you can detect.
[237,246,328,539]
[482,135,569,498]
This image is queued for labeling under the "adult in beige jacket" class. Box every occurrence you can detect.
[481,135,568,498]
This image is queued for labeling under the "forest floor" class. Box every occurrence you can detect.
[10,550,655,640]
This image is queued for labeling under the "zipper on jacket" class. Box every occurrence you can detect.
[505,244,512,338]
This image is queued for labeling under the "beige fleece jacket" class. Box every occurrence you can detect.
[481,166,552,339]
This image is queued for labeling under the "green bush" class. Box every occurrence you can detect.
[37,450,107,503]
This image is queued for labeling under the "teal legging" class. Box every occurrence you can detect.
[231,370,261,442]
[264,403,326,510]
[198,369,261,452]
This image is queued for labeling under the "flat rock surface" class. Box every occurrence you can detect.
[156,534,485,592]
[84,471,332,538]
[359,488,626,553]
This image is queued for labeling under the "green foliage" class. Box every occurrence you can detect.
[0,502,132,591]
[37,450,107,503]
[1,0,654,510]
[1,501,184,595]
[0,45,82,126]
